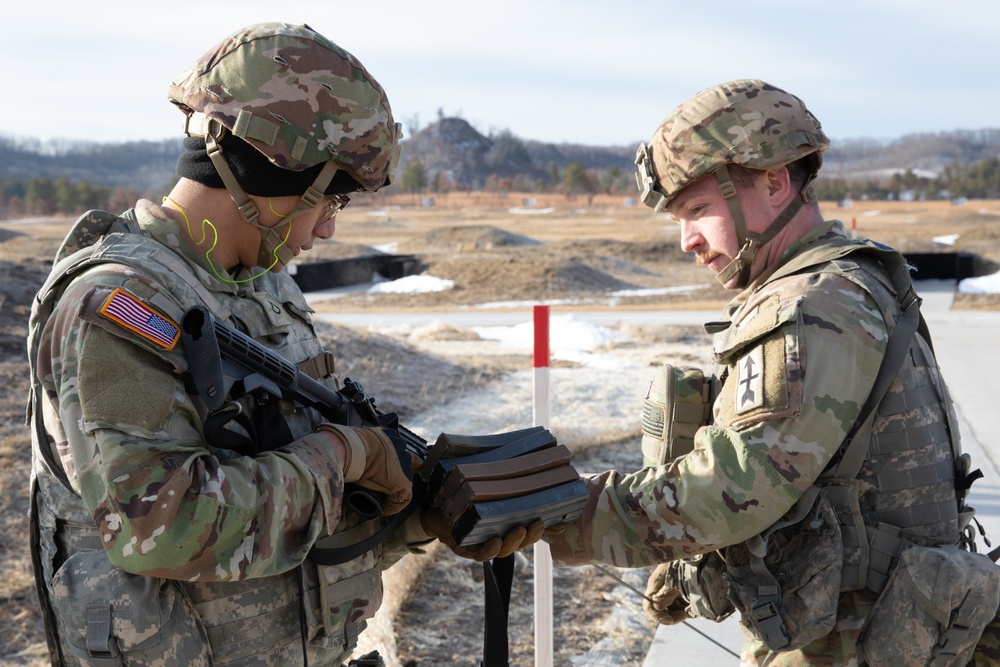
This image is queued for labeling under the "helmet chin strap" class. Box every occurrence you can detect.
[199,117,339,269]
[714,164,817,290]
[251,160,338,268]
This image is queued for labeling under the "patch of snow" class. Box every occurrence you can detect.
[959,271,1000,295]
[367,273,454,294]
[508,207,555,215]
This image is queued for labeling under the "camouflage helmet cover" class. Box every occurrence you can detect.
[168,22,401,191]
[636,79,829,211]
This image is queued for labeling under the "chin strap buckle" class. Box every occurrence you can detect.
[635,144,667,212]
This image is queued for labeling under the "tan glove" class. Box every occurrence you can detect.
[643,562,689,625]
[420,508,547,562]
[316,424,413,515]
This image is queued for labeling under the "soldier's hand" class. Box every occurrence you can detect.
[421,508,546,562]
[316,424,414,515]
[643,563,689,626]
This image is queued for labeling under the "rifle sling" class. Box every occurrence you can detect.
[482,554,515,667]
[307,482,428,566]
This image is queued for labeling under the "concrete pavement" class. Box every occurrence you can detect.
[642,280,1000,665]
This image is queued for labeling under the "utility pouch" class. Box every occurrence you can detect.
[641,365,712,467]
[670,551,735,622]
[49,550,210,666]
[302,522,383,659]
[861,545,1000,667]
[724,487,842,651]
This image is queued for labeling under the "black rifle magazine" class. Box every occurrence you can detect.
[450,478,589,546]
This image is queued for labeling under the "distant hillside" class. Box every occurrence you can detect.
[394,117,636,189]
[0,136,182,193]
[2,122,998,194]
[822,129,1000,180]
[396,118,548,188]
[399,119,1000,190]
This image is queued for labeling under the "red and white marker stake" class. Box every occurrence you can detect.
[532,305,553,667]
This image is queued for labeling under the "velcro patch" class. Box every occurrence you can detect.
[736,346,764,414]
[716,330,796,430]
[98,288,180,350]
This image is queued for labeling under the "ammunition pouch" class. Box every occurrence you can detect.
[723,484,1000,660]
[49,550,211,666]
[641,365,712,467]
[861,545,1000,667]
[666,551,735,622]
[723,486,843,651]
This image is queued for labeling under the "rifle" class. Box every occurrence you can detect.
[179,305,588,667]
[179,305,587,562]
[180,305,428,520]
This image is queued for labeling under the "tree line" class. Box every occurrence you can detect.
[814,157,1000,202]
[398,155,1000,202]
[397,158,635,197]
[0,176,152,219]
[4,156,999,221]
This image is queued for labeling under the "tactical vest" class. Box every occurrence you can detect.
[28,210,379,666]
[711,236,982,652]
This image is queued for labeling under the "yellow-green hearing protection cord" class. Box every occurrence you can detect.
[163,197,291,284]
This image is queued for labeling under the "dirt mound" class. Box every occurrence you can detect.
[426,253,638,299]
[321,250,652,310]
[957,219,1000,243]
[315,321,502,420]
[550,238,689,265]
[323,241,712,310]
[0,260,48,359]
[421,225,542,251]
[293,240,392,265]
[0,228,27,244]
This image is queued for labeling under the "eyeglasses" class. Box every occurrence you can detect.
[323,193,351,218]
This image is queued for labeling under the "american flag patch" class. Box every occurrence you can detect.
[98,289,180,350]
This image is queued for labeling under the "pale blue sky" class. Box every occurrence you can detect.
[3,0,998,147]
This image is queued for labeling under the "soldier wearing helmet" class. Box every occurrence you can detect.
[634,80,828,291]
[27,22,541,667]
[546,80,998,665]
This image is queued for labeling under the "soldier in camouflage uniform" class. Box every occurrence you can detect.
[27,22,539,667]
[545,80,1000,666]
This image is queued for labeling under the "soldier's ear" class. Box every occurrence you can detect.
[766,167,793,204]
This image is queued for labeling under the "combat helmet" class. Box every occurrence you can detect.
[168,22,402,268]
[635,79,829,288]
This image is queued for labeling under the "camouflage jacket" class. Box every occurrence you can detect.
[28,202,426,666]
[547,221,967,666]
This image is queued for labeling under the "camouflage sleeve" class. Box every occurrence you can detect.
[43,273,351,582]
[548,271,888,568]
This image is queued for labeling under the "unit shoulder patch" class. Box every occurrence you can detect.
[98,288,180,350]
[736,346,765,414]
[714,290,804,433]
